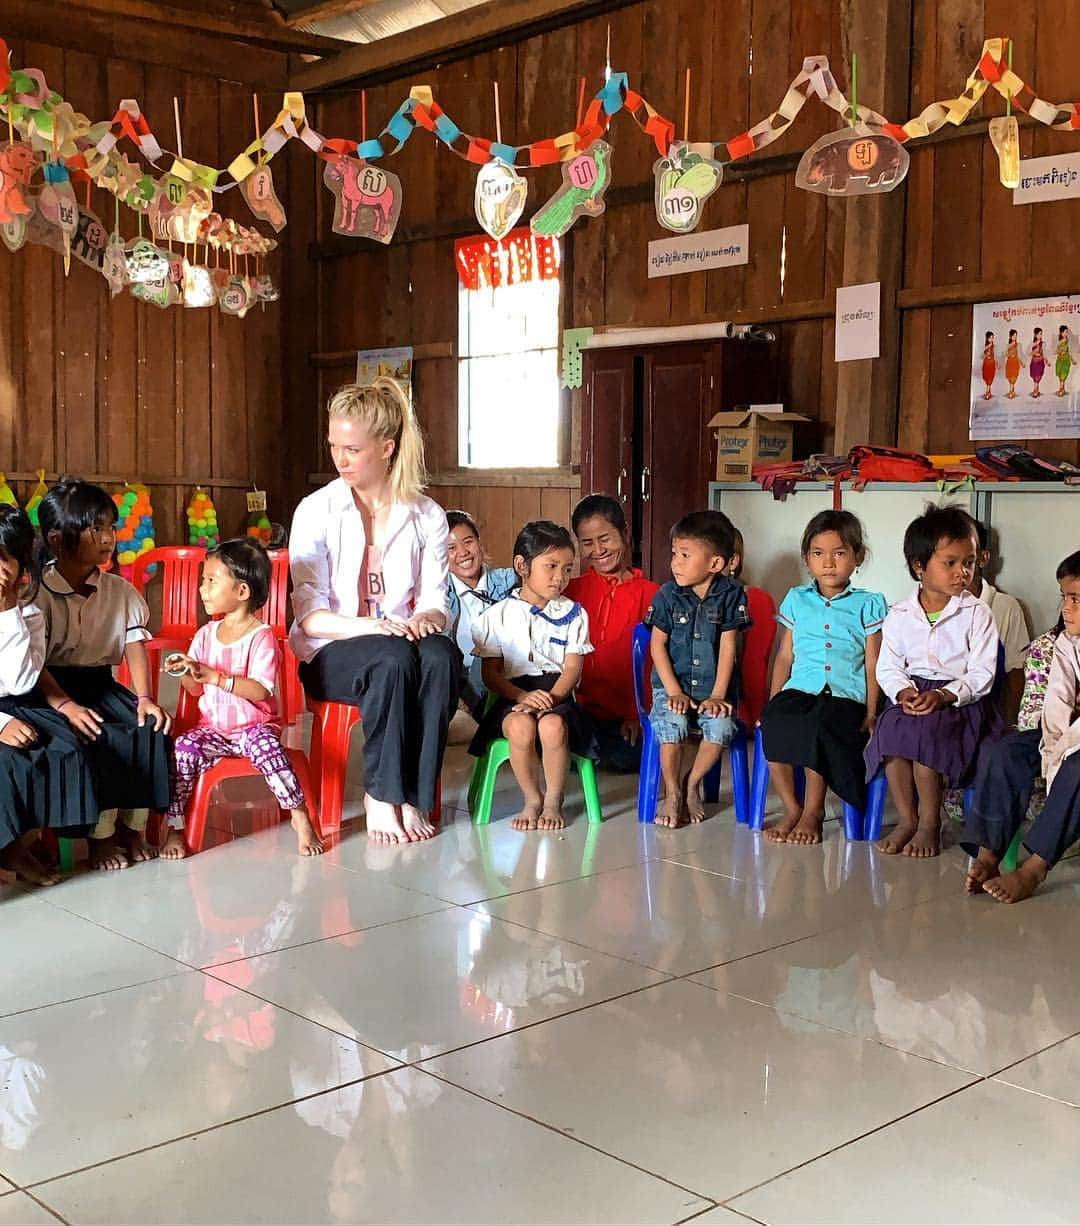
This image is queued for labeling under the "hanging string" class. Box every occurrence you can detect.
[173,96,183,161]
[605,24,612,82]
[850,53,858,127]
[493,80,502,145]
[362,88,367,144]
[1006,38,1014,117]
[683,68,691,142]
[113,193,119,237]
[575,75,586,128]
[253,92,261,162]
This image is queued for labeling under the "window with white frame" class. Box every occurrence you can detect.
[457,235,562,468]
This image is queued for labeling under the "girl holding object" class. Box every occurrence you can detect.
[1029,326,1045,397]
[1056,325,1073,396]
[1004,328,1021,399]
[162,540,322,860]
[980,331,996,400]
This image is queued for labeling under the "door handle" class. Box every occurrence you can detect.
[641,466,651,502]
[617,467,628,500]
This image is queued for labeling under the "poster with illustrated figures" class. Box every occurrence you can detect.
[970,297,1080,440]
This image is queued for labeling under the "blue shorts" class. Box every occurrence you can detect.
[648,688,737,746]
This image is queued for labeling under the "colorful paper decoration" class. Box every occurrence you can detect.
[70,208,108,271]
[454,228,560,290]
[218,274,254,317]
[0,474,17,508]
[23,469,47,527]
[125,237,177,308]
[795,127,909,195]
[531,140,612,238]
[561,327,593,390]
[0,213,28,252]
[474,158,527,241]
[653,141,723,233]
[989,115,1021,188]
[254,273,279,303]
[112,482,155,571]
[182,260,215,309]
[240,164,286,232]
[323,155,402,243]
[102,233,128,297]
[39,158,77,272]
[0,141,36,223]
[186,487,219,548]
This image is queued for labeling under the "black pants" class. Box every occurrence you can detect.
[962,729,1080,868]
[299,634,460,812]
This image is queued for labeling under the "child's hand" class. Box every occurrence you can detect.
[908,688,950,716]
[698,697,732,719]
[0,718,37,748]
[137,697,172,734]
[515,689,555,713]
[59,701,103,740]
[666,690,693,715]
[179,657,210,684]
[862,713,878,736]
[619,719,641,746]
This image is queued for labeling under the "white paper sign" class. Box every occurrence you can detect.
[835,282,881,362]
[647,224,749,279]
[1013,153,1080,205]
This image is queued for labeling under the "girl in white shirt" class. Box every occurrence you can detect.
[289,378,458,846]
[865,505,1002,859]
[469,521,593,832]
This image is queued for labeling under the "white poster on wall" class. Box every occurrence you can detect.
[647,224,749,278]
[970,297,1080,440]
[835,282,881,362]
[1013,152,1080,205]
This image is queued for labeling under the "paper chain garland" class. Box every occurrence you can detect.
[0,35,1078,244]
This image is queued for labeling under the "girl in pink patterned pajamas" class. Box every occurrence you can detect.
[162,540,323,860]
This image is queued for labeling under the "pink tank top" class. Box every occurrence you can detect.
[359,545,385,619]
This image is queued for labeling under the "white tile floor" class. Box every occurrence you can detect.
[2,712,1080,1224]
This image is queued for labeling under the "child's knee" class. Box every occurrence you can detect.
[649,706,687,745]
[537,714,567,746]
[503,712,535,744]
[700,714,737,746]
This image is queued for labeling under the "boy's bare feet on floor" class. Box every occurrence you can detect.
[364,794,408,844]
[89,837,128,871]
[766,804,803,843]
[116,823,157,864]
[985,856,1048,903]
[538,797,565,830]
[512,798,543,831]
[904,822,941,858]
[686,780,707,824]
[965,846,1000,893]
[291,809,325,855]
[400,803,435,843]
[655,792,686,828]
[160,830,188,860]
[786,812,824,845]
[877,820,917,854]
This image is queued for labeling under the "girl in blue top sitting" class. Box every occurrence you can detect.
[761,510,887,845]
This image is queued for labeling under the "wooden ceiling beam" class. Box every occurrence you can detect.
[290,0,643,91]
[284,0,384,28]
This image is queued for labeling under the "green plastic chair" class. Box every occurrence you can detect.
[1001,826,1023,873]
[467,736,603,825]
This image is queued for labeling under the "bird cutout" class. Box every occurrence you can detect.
[240,164,287,232]
[102,234,129,297]
[531,140,613,238]
[0,142,37,224]
[989,115,1021,189]
[796,127,909,196]
[474,158,527,241]
[653,141,724,233]
[323,156,403,244]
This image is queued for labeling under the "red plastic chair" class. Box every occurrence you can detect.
[741,586,778,729]
[306,697,442,837]
[119,546,206,699]
[257,549,301,727]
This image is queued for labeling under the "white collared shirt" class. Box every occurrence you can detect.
[452,569,490,665]
[36,565,151,667]
[288,479,449,664]
[471,594,592,680]
[876,586,998,706]
[977,579,1030,672]
[0,604,47,733]
[1041,632,1080,788]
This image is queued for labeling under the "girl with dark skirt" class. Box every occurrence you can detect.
[469,521,593,832]
[761,510,887,846]
[865,505,1003,859]
[33,479,173,871]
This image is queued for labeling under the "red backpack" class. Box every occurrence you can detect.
[848,445,940,487]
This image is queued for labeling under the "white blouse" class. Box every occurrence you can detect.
[1041,632,1080,789]
[36,566,151,667]
[0,605,46,733]
[288,480,450,664]
[876,586,998,707]
[471,595,593,680]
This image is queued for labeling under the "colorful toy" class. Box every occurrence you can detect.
[112,482,156,576]
[24,469,48,527]
[186,487,219,548]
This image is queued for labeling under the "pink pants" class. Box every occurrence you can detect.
[167,723,305,829]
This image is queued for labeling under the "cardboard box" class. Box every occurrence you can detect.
[707,407,810,481]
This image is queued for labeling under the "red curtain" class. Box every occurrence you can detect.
[454,228,560,291]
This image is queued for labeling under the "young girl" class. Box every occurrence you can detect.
[0,507,99,884]
[32,479,172,871]
[469,521,593,831]
[761,510,887,845]
[865,504,1002,858]
[162,539,322,859]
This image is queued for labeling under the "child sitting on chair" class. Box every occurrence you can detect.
[645,511,750,828]
[162,539,323,859]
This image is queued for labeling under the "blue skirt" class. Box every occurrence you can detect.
[864,676,1005,787]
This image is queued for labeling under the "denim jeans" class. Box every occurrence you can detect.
[648,687,737,746]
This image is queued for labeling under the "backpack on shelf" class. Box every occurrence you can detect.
[847,445,940,487]
[976,444,1080,482]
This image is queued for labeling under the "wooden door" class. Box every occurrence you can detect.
[580,350,635,517]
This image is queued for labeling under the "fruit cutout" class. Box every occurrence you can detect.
[653,142,724,234]
[24,470,48,527]
[531,141,613,238]
[112,483,156,578]
[474,159,527,241]
[39,160,78,274]
[186,487,219,549]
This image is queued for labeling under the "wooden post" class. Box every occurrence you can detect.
[832,0,914,451]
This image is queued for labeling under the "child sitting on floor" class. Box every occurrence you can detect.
[962,549,1080,901]
[761,510,886,845]
[469,520,593,832]
[162,539,323,859]
[645,510,750,828]
[865,504,1002,859]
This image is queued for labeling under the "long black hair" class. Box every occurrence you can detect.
[0,505,39,600]
[37,478,117,560]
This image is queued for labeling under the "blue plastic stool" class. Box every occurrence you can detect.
[747,725,887,839]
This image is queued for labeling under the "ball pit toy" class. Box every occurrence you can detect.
[112,482,157,578]
[186,487,219,549]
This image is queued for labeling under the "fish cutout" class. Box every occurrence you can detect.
[240,164,287,232]
[474,159,527,241]
[323,156,403,244]
[531,141,613,238]
[796,127,909,196]
[653,141,724,233]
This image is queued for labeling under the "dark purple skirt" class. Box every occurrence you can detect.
[864,676,1005,787]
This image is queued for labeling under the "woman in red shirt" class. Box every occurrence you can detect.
[566,496,659,772]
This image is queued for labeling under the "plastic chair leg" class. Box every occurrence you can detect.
[637,728,661,824]
[574,755,603,824]
[472,741,509,825]
[185,770,214,853]
[58,838,75,872]
[1001,826,1024,872]
[730,726,750,827]
[748,726,770,830]
[841,801,864,841]
[316,705,354,836]
[862,773,888,842]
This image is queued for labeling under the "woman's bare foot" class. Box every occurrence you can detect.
[400,803,436,843]
[89,837,128,871]
[116,823,157,864]
[965,846,1000,894]
[765,804,803,843]
[655,791,686,829]
[903,822,941,858]
[291,809,324,856]
[786,812,824,846]
[985,856,1048,904]
[0,841,60,886]
[160,829,188,859]
[877,820,917,854]
[538,797,566,831]
[511,798,543,832]
[364,794,407,844]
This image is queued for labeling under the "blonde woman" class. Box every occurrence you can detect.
[289,378,458,845]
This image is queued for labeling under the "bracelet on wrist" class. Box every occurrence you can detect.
[56,697,73,712]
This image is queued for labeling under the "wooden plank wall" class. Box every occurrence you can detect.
[0,23,296,548]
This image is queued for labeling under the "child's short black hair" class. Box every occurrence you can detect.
[800,509,867,561]
[1057,550,1080,583]
[571,494,626,537]
[209,538,271,611]
[37,478,117,559]
[671,510,735,562]
[512,520,575,577]
[446,510,480,538]
[902,504,978,580]
[730,528,744,579]
[0,506,39,599]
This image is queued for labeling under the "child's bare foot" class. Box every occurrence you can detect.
[291,809,324,856]
[985,856,1048,904]
[655,792,686,828]
[965,846,1000,894]
[685,779,706,823]
[400,803,436,843]
[364,794,407,844]
[538,797,565,831]
[89,837,128,871]
[903,822,941,858]
[877,820,917,854]
[116,823,157,864]
[787,812,824,846]
[765,804,803,843]
[512,799,543,832]
[160,830,188,860]
[0,840,60,886]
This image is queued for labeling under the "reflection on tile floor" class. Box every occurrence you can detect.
[1,726,1078,1224]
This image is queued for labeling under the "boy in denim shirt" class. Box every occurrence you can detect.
[646,511,750,826]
